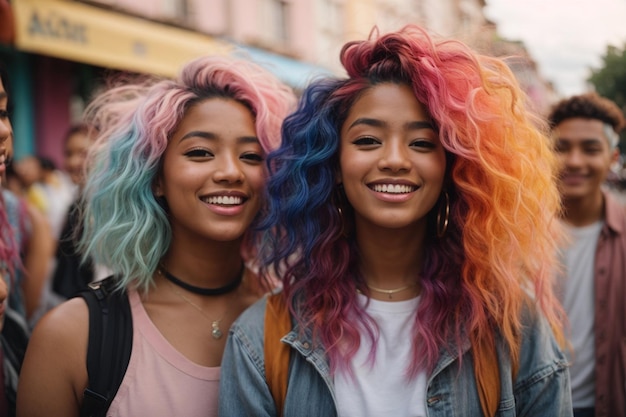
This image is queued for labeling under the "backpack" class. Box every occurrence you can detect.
[78,276,133,417]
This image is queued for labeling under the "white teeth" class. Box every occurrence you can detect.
[205,196,243,205]
[372,184,414,194]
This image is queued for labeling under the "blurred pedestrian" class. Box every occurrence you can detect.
[0,61,40,417]
[36,155,75,240]
[549,92,626,417]
[0,63,53,323]
[12,155,47,215]
[219,25,571,417]
[49,124,96,301]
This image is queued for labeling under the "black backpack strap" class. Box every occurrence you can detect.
[78,276,133,417]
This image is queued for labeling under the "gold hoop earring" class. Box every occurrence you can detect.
[436,191,449,238]
[334,184,350,238]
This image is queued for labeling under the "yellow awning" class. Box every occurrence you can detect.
[12,0,233,77]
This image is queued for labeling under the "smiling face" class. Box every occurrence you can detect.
[553,117,618,204]
[0,78,12,185]
[155,98,266,245]
[338,83,446,234]
[64,130,92,186]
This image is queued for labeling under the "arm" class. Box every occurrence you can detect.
[21,202,55,319]
[16,297,89,417]
[514,310,573,417]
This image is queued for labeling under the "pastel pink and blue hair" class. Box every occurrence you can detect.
[80,56,295,292]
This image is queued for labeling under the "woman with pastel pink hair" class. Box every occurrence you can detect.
[17,55,295,417]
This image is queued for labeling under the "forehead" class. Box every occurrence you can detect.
[554,117,608,146]
[345,83,430,122]
[169,97,258,147]
[66,131,91,147]
[182,98,253,124]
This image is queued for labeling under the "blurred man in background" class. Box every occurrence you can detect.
[549,92,626,417]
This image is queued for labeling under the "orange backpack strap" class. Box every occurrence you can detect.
[264,293,292,417]
[472,336,501,417]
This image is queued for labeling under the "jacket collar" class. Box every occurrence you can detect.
[603,190,625,235]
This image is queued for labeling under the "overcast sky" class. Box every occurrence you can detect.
[484,0,626,97]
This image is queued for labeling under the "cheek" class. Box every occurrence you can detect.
[421,153,447,183]
[247,166,268,194]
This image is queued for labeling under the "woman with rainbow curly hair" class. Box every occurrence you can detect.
[219,25,572,416]
[17,55,295,417]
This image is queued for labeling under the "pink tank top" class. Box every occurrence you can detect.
[107,290,220,416]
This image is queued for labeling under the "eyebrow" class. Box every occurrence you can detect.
[347,117,435,131]
[179,130,260,144]
[557,137,604,146]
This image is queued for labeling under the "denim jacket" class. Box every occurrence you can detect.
[219,295,572,417]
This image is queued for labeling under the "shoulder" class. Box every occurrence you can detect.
[29,296,89,358]
[514,301,568,385]
[18,297,89,413]
[604,190,626,230]
[230,294,269,340]
[1,189,25,225]
[222,295,270,375]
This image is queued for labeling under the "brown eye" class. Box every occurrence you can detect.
[353,137,380,146]
[241,153,264,162]
[185,149,213,158]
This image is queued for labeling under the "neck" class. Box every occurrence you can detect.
[355,223,424,289]
[561,191,605,227]
[158,263,244,296]
[160,240,245,289]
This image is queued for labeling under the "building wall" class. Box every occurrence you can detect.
[5,0,552,162]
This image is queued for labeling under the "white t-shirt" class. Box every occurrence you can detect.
[556,220,603,409]
[334,294,427,417]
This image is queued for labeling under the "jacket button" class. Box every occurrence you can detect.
[302,342,310,349]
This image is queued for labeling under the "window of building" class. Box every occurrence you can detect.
[260,0,290,45]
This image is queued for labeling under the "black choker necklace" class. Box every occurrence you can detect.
[157,264,244,296]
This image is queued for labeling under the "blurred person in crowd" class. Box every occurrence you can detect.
[49,124,96,301]
[12,155,47,215]
[0,63,53,323]
[17,55,295,417]
[219,25,571,417]
[1,62,44,417]
[37,155,75,240]
[549,93,626,417]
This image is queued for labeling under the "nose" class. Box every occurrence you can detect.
[213,153,245,184]
[378,139,411,172]
[562,148,584,169]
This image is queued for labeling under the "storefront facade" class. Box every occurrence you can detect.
[3,0,231,164]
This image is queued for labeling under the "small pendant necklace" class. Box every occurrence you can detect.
[167,282,228,340]
[365,283,417,299]
[157,265,245,339]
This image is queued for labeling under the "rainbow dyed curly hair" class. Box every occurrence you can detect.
[261,25,565,395]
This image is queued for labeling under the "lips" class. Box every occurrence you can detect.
[560,173,587,186]
[0,153,6,178]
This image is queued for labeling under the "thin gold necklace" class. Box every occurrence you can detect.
[365,283,417,299]
[167,282,227,340]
